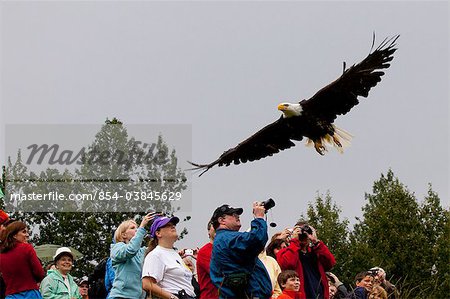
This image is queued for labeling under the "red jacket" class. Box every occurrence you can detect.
[196,242,218,299]
[276,289,303,299]
[0,242,45,296]
[276,239,335,299]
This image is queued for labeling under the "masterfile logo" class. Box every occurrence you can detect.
[4,123,192,213]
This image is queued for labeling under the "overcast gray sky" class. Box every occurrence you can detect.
[1,1,448,249]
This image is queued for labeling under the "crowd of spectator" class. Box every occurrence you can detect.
[0,204,398,299]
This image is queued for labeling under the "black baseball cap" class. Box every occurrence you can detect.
[210,204,243,229]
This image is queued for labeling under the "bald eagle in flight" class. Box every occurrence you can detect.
[190,35,399,176]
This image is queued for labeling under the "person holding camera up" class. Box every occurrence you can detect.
[277,222,336,299]
[109,212,157,299]
[209,202,272,299]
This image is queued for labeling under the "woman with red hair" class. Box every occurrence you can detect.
[0,221,45,299]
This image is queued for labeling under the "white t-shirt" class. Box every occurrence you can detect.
[142,245,195,297]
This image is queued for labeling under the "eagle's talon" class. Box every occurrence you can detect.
[333,136,342,147]
[314,144,326,155]
[189,35,397,176]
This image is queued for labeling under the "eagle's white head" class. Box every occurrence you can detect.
[277,102,303,118]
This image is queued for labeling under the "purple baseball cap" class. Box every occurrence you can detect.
[149,216,180,238]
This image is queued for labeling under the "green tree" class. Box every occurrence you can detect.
[2,118,188,277]
[1,166,7,209]
[419,186,449,297]
[433,209,449,298]
[348,169,431,296]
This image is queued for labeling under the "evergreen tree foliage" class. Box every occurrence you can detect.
[350,170,426,283]
[348,170,448,297]
[302,191,350,280]
[419,186,449,297]
[1,118,187,277]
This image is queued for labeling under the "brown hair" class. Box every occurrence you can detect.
[266,238,286,259]
[277,270,299,290]
[144,238,159,256]
[270,232,282,242]
[295,220,308,226]
[0,221,27,253]
[355,271,370,284]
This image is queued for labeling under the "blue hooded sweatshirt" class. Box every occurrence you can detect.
[108,227,146,299]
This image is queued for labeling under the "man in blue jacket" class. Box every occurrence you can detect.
[210,202,272,299]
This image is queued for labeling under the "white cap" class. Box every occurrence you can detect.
[77,276,89,285]
[53,247,74,261]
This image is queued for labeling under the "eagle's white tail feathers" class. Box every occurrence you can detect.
[305,125,353,154]
[305,139,315,148]
[333,126,353,152]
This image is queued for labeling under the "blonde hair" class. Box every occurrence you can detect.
[114,219,137,243]
[369,286,388,299]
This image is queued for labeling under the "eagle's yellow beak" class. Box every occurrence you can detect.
[278,104,287,111]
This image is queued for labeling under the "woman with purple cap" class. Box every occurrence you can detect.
[142,216,196,299]
[108,212,157,299]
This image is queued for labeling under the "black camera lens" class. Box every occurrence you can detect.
[299,225,313,238]
[261,198,275,211]
[302,225,313,235]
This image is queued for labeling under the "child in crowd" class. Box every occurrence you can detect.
[77,277,89,299]
[276,270,303,299]
[369,285,388,299]
[348,271,374,299]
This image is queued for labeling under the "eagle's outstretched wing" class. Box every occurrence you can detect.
[190,35,398,176]
[300,35,399,123]
[189,117,302,176]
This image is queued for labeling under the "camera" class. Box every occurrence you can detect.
[184,249,194,256]
[261,198,276,212]
[326,272,336,284]
[299,225,313,238]
[367,269,379,277]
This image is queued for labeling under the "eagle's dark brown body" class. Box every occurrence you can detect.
[190,35,399,176]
